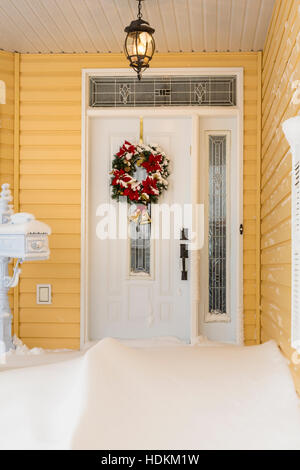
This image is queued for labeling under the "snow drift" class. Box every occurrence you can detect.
[0,338,300,450]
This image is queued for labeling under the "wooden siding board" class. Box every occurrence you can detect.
[261,0,300,394]
[22,338,80,349]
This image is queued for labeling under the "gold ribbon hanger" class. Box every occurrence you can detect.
[139,116,143,144]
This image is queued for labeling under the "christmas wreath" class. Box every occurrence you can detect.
[110,140,170,204]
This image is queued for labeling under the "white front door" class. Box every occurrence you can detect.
[88,116,192,341]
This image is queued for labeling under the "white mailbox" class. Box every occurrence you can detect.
[0,184,51,352]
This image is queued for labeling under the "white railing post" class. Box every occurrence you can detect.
[0,184,14,351]
[283,116,300,352]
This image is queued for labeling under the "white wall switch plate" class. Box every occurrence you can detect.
[37,284,52,304]
[0,80,6,105]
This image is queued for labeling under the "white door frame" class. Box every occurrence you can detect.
[81,67,244,348]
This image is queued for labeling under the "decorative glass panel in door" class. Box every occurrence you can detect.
[208,135,227,316]
[129,204,151,276]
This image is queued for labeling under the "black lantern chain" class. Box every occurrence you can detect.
[124,0,155,81]
[137,0,143,19]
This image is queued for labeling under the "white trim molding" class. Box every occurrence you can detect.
[81,67,244,348]
[283,116,300,353]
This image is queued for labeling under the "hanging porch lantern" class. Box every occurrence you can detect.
[124,0,155,80]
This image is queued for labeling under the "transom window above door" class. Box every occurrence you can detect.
[89,75,237,108]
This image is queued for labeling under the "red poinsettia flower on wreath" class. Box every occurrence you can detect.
[112,169,132,186]
[111,169,125,185]
[141,153,162,173]
[142,176,158,196]
[124,188,140,201]
[116,140,136,157]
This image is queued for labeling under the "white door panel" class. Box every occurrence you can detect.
[88,116,192,341]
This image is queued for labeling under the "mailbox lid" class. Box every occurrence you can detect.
[0,219,51,235]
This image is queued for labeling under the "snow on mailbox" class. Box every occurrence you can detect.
[0,184,51,352]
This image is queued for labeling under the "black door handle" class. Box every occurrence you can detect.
[180,228,189,280]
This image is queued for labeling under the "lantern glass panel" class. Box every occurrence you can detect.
[125,31,154,63]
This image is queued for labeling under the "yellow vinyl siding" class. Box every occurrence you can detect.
[16,52,260,349]
[261,0,300,393]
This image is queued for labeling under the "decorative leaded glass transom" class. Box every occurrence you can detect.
[208,135,227,315]
[89,75,236,108]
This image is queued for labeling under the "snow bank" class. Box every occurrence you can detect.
[71,339,300,450]
[9,335,46,355]
[0,338,299,450]
[0,336,83,372]
[8,335,73,355]
[0,353,84,449]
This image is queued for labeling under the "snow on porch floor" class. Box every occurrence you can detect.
[0,335,214,371]
[0,336,86,371]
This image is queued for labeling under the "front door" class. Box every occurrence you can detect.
[88,116,192,341]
